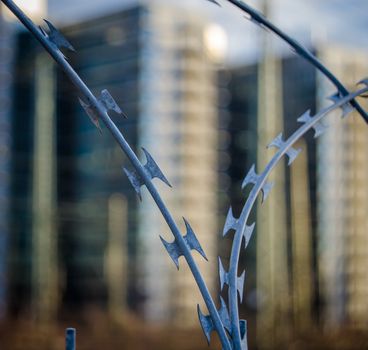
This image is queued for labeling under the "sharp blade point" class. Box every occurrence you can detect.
[237,270,246,303]
[142,148,172,188]
[122,167,142,200]
[218,257,228,291]
[205,0,221,6]
[261,181,273,203]
[160,236,180,270]
[242,164,258,189]
[197,305,213,344]
[243,223,255,249]
[183,218,208,261]
[223,206,238,236]
[44,19,75,52]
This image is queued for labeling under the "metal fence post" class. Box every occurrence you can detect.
[65,328,76,350]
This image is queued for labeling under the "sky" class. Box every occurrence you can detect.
[12,0,368,65]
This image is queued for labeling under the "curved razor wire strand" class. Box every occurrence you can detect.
[0,0,232,349]
[206,0,368,124]
[223,86,368,349]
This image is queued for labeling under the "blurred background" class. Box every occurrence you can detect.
[0,0,368,349]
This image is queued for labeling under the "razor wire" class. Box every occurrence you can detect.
[2,0,368,349]
[0,1,231,348]
[217,85,367,349]
[206,0,368,124]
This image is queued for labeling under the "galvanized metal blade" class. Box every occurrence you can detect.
[197,297,231,344]
[241,165,258,189]
[327,92,354,118]
[39,25,47,37]
[243,12,269,32]
[358,78,368,86]
[78,98,102,133]
[218,257,228,292]
[261,181,273,203]
[122,167,143,200]
[267,133,301,166]
[237,270,246,303]
[197,305,213,345]
[357,78,368,97]
[239,320,248,350]
[183,218,208,261]
[218,258,246,302]
[123,148,171,200]
[241,165,273,202]
[99,89,127,118]
[160,235,181,269]
[223,206,240,237]
[142,148,172,188]
[44,19,75,52]
[160,218,207,269]
[297,109,327,138]
[218,297,231,333]
[239,319,247,340]
[243,222,255,249]
[204,0,221,6]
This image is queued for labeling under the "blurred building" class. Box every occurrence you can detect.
[8,3,222,326]
[9,27,56,322]
[317,46,368,328]
[131,5,221,324]
[0,6,14,321]
[62,3,222,325]
[2,0,52,324]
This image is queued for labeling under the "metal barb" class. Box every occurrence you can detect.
[78,98,103,133]
[43,19,75,52]
[99,89,127,118]
[267,133,301,166]
[261,181,273,202]
[327,92,354,118]
[237,270,246,303]
[239,320,247,339]
[218,258,246,302]
[243,222,255,249]
[223,206,240,236]
[123,148,171,200]
[357,78,368,97]
[197,297,231,344]
[38,25,47,37]
[358,78,368,86]
[242,165,273,202]
[243,11,269,32]
[223,207,255,248]
[218,257,228,290]
[123,167,143,200]
[142,148,172,188]
[297,109,327,138]
[160,218,207,269]
[239,320,248,349]
[241,164,258,189]
[204,0,221,6]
